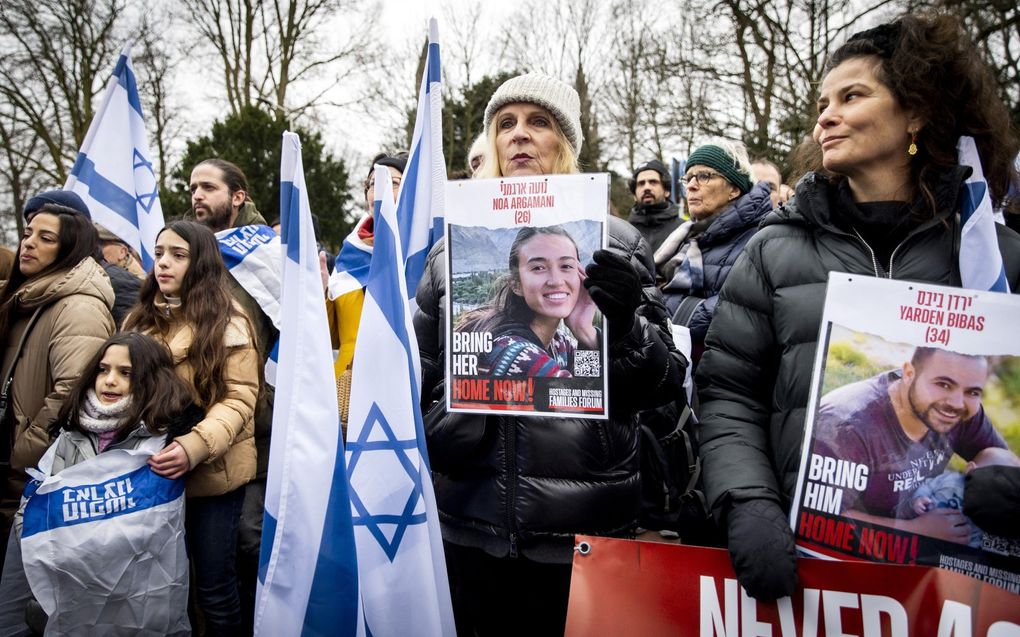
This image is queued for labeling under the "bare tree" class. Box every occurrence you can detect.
[0,111,40,236]
[907,0,1020,126]
[0,0,135,233]
[182,0,384,122]
[496,0,612,169]
[135,13,186,192]
[261,0,383,118]
[496,0,574,78]
[0,0,126,184]
[182,0,259,116]
[442,1,485,89]
[601,0,654,170]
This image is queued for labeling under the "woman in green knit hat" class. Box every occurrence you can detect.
[652,139,774,368]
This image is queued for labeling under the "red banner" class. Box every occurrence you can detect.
[566,536,1020,637]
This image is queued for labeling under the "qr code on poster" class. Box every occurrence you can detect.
[983,533,1020,558]
[573,351,601,377]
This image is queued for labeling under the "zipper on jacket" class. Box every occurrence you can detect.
[850,228,881,277]
[850,227,915,279]
[504,417,518,558]
[887,241,905,279]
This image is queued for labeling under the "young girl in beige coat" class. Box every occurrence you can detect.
[124,219,258,635]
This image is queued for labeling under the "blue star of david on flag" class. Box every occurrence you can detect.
[344,74,455,632]
[132,149,159,214]
[347,403,427,562]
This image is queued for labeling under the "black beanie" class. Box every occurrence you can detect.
[631,159,670,194]
[365,152,408,183]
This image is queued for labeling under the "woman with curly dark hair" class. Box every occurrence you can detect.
[123,220,258,635]
[695,13,1020,601]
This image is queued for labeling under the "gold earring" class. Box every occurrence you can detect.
[908,131,918,156]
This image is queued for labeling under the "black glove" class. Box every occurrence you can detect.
[584,249,642,340]
[964,465,1020,539]
[726,499,798,600]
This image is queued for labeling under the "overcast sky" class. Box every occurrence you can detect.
[170,1,518,177]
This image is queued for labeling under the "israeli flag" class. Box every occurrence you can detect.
[957,136,1010,293]
[65,44,164,269]
[328,218,373,301]
[255,132,362,637]
[346,165,455,636]
[216,225,283,385]
[396,18,447,298]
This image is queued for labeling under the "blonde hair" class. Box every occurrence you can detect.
[476,103,580,178]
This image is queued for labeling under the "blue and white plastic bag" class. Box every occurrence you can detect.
[20,438,189,636]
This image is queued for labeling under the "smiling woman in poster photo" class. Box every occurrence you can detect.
[455,225,598,378]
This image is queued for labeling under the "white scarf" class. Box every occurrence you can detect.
[79,389,131,434]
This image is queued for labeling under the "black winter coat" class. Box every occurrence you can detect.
[695,168,1020,521]
[628,199,683,253]
[414,216,686,563]
[100,262,141,327]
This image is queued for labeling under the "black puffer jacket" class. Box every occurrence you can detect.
[695,167,1020,521]
[415,216,686,563]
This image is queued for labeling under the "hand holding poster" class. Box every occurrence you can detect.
[791,273,1020,592]
[445,174,609,418]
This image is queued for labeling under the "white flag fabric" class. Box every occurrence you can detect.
[21,438,189,635]
[65,44,164,269]
[255,132,362,637]
[216,225,282,331]
[328,219,373,300]
[396,17,447,297]
[345,165,456,636]
[216,225,283,385]
[957,136,1010,293]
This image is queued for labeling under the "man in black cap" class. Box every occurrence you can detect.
[627,159,682,252]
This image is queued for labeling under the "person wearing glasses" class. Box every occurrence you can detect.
[652,141,772,368]
[696,14,1020,602]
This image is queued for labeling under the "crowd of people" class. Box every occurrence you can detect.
[0,11,1019,637]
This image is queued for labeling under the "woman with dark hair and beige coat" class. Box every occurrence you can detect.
[0,191,114,633]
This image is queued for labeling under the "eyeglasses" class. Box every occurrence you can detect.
[682,171,722,186]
